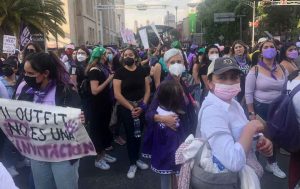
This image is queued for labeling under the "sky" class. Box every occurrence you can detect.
[124,0,200,30]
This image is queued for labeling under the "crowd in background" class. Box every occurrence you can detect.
[0,37,299,189]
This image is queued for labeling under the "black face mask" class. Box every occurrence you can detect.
[24,75,41,90]
[123,57,135,66]
[2,66,14,77]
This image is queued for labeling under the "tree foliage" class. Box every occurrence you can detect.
[0,0,66,39]
[197,0,300,45]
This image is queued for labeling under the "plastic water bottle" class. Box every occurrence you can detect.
[133,118,142,138]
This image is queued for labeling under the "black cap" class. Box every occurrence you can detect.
[207,57,242,76]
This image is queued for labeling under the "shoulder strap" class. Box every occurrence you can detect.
[289,84,300,99]
[194,131,231,164]
[255,66,259,78]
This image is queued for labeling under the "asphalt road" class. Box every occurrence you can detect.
[13,141,291,189]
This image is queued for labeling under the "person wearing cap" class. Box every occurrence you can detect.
[245,40,287,179]
[85,46,116,170]
[195,57,273,183]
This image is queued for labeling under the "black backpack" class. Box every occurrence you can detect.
[267,82,300,152]
[79,67,102,98]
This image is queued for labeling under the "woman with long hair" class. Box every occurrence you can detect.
[231,40,252,104]
[14,52,82,189]
[280,42,299,74]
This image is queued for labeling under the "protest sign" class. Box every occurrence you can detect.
[0,99,96,162]
[3,35,17,54]
[138,29,150,49]
[120,29,128,44]
[150,24,164,44]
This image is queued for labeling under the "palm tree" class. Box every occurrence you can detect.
[0,0,66,39]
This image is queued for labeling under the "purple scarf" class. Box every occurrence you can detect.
[26,80,56,103]
[258,61,278,80]
[234,55,247,67]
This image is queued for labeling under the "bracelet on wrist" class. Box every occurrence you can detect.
[249,112,256,116]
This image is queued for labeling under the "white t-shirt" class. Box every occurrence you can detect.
[287,78,300,123]
[0,163,19,189]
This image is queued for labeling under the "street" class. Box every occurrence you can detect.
[14,140,290,189]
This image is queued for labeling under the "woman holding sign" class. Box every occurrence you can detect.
[14,52,82,189]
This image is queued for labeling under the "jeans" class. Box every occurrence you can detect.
[31,159,79,189]
[161,175,172,189]
[118,105,144,165]
[254,100,276,163]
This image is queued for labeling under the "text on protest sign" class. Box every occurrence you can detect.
[0,99,96,162]
[3,35,17,54]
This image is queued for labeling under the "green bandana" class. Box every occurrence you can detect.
[171,41,182,49]
[89,47,106,64]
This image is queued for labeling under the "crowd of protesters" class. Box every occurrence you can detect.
[0,37,299,189]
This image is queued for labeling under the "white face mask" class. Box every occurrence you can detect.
[169,63,186,77]
[208,54,219,62]
[77,54,87,62]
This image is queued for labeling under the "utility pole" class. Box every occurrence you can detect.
[237,15,246,41]
[175,6,178,27]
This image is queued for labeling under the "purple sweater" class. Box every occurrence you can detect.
[245,70,287,104]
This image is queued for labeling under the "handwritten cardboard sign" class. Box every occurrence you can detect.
[3,35,16,54]
[0,99,96,162]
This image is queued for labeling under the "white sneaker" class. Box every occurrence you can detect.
[136,160,149,170]
[104,154,117,163]
[95,159,110,170]
[265,162,286,178]
[7,166,19,177]
[127,165,137,179]
[295,184,300,189]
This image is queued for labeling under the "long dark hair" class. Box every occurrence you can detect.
[288,69,300,81]
[25,52,70,86]
[157,80,183,114]
[280,42,296,62]
[201,45,220,65]
[22,42,43,61]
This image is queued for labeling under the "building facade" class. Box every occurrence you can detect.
[47,0,123,49]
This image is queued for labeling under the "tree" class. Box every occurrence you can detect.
[196,0,245,45]
[0,0,66,39]
[257,4,300,41]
